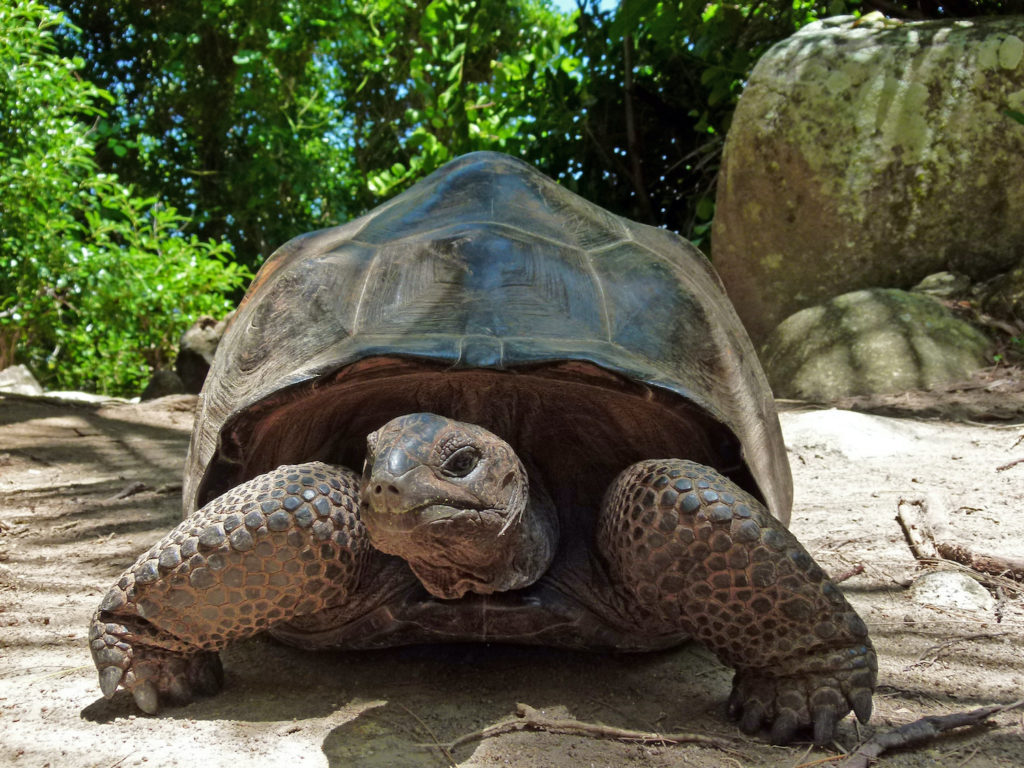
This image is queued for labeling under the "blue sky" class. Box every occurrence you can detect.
[550,0,620,13]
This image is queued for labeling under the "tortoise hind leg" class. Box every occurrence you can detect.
[89,462,377,713]
[597,459,876,745]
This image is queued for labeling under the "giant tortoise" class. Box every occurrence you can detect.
[89,152,875,744]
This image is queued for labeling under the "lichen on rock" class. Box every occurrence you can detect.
[761,288,992,401]
[713,15,1024,344]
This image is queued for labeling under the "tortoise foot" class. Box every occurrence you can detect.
[88,461,372,712]
[728,644,876,745]
[598,458,876,745]
[89,615,223,713]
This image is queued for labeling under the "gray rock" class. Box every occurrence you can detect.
[975,256,1024,321]
[140,369,187,400]
[175,313,231,393]
[911,271,972,301]
[713,15,1024,344]
[910,570,995,612]
[0,364,43,396]
[762,288,992,400]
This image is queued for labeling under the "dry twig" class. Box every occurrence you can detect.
[836,699,1024,768]
[398,703,456,767]
[108,481,150,500]
[832,564,865,584]
[897,497,1024,582]
[907,633,1006,669]
[439,703,744,757]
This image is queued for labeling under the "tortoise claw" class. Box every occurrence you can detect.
[729,641,877,745]
[770,710,800,746]
[739,700,766,734]
[812,704,837,745]
[132,680,160,715]
[851,688,873,724]
[89,611,223,713]
[99,665,123,699]
[189,653,224,696]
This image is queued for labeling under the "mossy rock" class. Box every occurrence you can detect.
[979,259,1024,320]
[762,288,993,401]
[713,15,1024,344]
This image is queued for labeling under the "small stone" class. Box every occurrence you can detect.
[910,571,995,612]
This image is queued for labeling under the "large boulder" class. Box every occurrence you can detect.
[713,15,1024,344]
[761,288,992,400]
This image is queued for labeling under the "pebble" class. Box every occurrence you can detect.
[909,570,995,612]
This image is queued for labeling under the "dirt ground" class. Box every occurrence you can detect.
[1,389,1022,768]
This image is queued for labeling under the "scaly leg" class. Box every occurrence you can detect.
[89,462,379,713]
[597,459,876,745]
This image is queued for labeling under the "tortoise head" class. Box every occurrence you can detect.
[360,413,557,599]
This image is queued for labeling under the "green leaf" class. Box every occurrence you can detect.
[1004,108,1024,126]
[695,197,715,220]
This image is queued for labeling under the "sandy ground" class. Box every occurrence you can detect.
[1,393,1022,768]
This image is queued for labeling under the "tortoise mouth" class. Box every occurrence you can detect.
[365,503,508,535]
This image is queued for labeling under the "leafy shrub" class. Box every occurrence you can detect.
[1,1,250,395]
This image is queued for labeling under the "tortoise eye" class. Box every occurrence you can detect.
[440,446,480,478]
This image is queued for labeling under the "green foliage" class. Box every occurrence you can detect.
[56,0,354,265]
[520,0,858,242]
[356,0,575,198]
[50,183,246,395]
[55,0,571,267]
[1,1,249,395]
[14,0,1024,396]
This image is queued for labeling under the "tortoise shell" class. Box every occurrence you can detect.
[184,152,791,527]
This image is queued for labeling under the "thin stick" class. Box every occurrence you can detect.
[836,699,1024,768]
[896,499,934,560]
[898,497,1024,582]
[438,703,743,757]
[996,457,1024,471]
[908,633,1006,669]
[832,564,865,584]
[398,703,456,767]
[792,751,847,767]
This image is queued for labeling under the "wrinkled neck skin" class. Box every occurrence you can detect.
[360,413,559,600]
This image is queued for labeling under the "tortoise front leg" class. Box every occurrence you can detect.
[597,460,876,745]
[89,462,374,713]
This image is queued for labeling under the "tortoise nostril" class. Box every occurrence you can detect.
[373,484,384,496]
[387,484,400,496]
